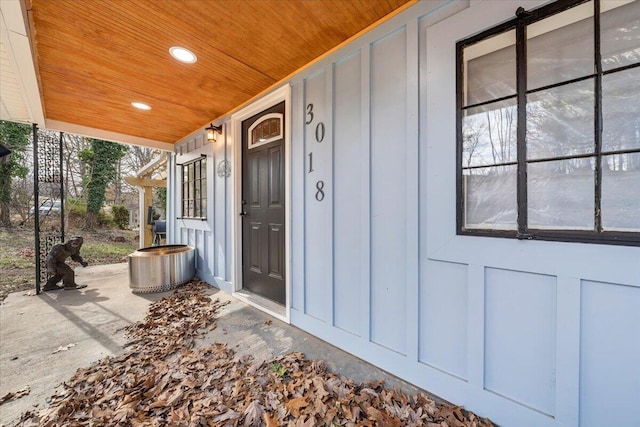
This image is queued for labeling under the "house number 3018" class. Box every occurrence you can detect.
[306,103,325,202]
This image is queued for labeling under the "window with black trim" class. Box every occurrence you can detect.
[457,0,640,246]
[181,157,207,219]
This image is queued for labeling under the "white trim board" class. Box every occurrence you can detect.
[46,119,173,151]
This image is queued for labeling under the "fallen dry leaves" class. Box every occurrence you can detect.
[51,343,76,354]
[0,386,30,405]
[15,280,495,427]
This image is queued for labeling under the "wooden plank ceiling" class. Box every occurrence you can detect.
[28,0,412,144]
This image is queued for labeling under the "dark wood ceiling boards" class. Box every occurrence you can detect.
[28,0,412,144]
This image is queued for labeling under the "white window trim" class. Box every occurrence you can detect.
[247,113,284,149]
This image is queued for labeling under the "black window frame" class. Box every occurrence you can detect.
[180,155,207,220]
[456,0,640,246]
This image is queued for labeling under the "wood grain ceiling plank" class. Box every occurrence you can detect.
[148,0,410,79]
[40,71,207,142]
[31,0,274,96]
[30,0,412,143]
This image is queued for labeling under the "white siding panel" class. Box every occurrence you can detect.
[214,137,226,279]
[370,27,407,353]
[333,51,362,335]
[195,230,203,270]
[224,125,233,282]
[304,70,332,322]
[291,83,305,312]
[420,260,468,379]
[484,268,557,416]
[580,281,640,427]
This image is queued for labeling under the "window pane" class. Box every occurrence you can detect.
[463,165,517,229]
[464,30,516,106]
[270,118,280,136]
[201,198,207,218]
[194,161,201,180]
[188,163,195,182]
[528,159,594,230]
[527,79,595,160]
[463,99,517,167]
[527,1,594,90]
[601,0,640,71]
[602,67,640,152]
[602,152,640,231]
[201,159,206,178]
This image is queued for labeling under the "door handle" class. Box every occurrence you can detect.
[240,199,247,217]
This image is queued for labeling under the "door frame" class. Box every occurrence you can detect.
[230,85,291,323]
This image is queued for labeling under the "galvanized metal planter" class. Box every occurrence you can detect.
[128,245,195,293]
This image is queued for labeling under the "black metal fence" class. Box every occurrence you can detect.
[33,125,65,294]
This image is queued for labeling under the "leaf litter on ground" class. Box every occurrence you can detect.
[0,386,30,406]
[15,280,496,426]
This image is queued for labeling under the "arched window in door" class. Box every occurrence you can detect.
[248,113,283,149]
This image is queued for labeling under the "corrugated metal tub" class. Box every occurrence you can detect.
[128,245,195,293]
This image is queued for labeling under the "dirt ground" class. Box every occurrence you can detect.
[0,225,138,301]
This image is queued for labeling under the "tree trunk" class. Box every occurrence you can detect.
[0,165,11,226]
[0,201,9,226]
[85,210,98,230]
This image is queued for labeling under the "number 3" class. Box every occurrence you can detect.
[306,103,314,125]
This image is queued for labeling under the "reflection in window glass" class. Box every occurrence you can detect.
[527,79,595,160]
[464,31,516,106]
[463,165,517,229]
[602,68,640,152]
[602,153,640,231]
[463,100,517,167]
[458,0,640,244]
[181,158,207,218]
[527,1,594,90]
[601,0,640,71]
[251,117,282,146]
[528,159,594,230]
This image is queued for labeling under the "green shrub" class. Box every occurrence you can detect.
[97,210,114,227]
[65,199,113,228]
[112,205,129,230]
[66,199,87,221]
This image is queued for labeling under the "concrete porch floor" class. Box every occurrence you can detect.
[0,263,425,426]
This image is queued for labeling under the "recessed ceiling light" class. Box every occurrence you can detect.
[169,46,197,64]
[131,102,151,110]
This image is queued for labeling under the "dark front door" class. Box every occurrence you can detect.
[241,101,286,304]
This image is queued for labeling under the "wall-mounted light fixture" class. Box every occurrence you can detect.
[205,124,223,143]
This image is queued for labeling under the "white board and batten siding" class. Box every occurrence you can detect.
[170,129,233,292]
[169,1,640,426]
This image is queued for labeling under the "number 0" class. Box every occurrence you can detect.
[315,123,325,143]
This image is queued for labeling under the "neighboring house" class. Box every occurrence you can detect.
[2,1,638,426]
